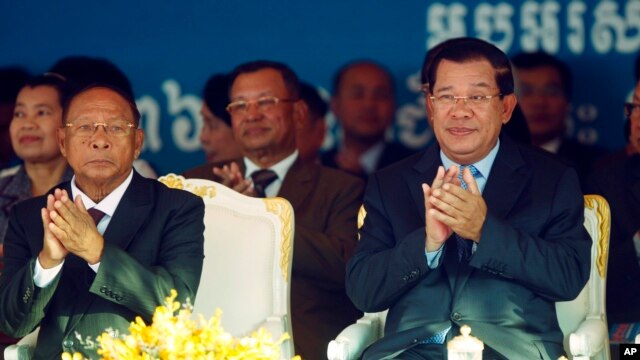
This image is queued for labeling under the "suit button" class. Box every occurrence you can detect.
[100,286,108,294]
[62,339,74,348]
[451,312,462,321]
[402,275,409,281]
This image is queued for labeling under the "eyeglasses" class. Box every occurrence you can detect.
[65,121,135,137]
[226,96,297,115]
[429,93,503,108]
[624,102,640,118]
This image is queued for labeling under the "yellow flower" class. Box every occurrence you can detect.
[63,289,299,360]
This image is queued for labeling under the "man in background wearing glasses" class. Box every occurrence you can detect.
[0,84,205,359]
[346,37,590,359]
[183,60,364,359]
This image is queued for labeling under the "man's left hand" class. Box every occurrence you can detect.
[429,167,487,241]
[47,189,105,264]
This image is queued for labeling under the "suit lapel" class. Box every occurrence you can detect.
[65,171,155,333]
[454,137,529,293]
[407,145,441,215]
[405,145,461,291]
[481,137,529,219]
[277,159,314,209]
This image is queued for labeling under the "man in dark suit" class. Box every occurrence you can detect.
[0,85,205,359]
[511,51,607,181]
[321,60,414,178]
[183,60,363,360]
[586,79,640,328]
[346,38,591,359]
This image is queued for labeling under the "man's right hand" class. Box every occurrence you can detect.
[422,166,458,252]
[38,192,68,269]
[212,162,257,196]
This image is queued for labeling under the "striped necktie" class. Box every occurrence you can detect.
[455,165,480,262]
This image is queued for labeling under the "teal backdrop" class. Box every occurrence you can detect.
[1,0,639,175]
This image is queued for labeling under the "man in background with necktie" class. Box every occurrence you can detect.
[346,37,591,359]
[182,60,364,359]
[0,84,205,359]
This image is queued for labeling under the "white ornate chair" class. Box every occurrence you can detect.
[327,195,611,360]
[3,328,38,360]
[159,174,296,359]
[5,174,296,360]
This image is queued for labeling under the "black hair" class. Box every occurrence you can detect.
[21,73,71,109]
[422,37,514,96]
[511,51,573,99]
[62,83,141,127]
[229,60,300,99]
[332,60,395,95]
[202,73,232,126]
[299,82,328,120]
[49,56,135,99]
[0,67,30,103]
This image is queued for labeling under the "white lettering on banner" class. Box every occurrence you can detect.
[475,2,515,52]
[162,79,203,152]
[520,1,560,53]
[397,71,433,149]
[426,3,467,49]
[567,0,587,54]
[426,0,640,55]
[136,95,162,152]
[592,0,640,54]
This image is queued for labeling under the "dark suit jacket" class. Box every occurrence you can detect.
[346,136,591,360]
[320,142,416,178]
[183,158,364,360]
[0,171,205,359]
[555,138,608,183]
[585,153,640,323]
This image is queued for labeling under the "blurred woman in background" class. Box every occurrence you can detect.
[0,74,73,260]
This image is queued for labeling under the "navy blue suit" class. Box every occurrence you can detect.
[346,136,591,359]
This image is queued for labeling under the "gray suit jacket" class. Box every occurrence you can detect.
[346,136,591,359]
[0,171,205,359]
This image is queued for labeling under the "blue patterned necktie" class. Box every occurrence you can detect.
[455,165,480,262]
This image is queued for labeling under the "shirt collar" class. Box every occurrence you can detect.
[439,139,500,181]
[359,141,385,174]
[243,150,299,180]
[71,170,134,217]
[539,137,562,154]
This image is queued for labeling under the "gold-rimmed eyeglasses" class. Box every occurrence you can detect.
[64,121,135,138]
[624,102,640,118]
[429,93,503,108]
[226,96,297,115]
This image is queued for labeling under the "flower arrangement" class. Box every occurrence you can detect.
[62,290,299,360]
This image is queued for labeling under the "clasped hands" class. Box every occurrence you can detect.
[211,162,259,197]
[39,189,104,269]
[422,165,487,252]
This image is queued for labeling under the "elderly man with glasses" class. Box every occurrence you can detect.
[0,84,205,359]
[183,60,364,360]
[346,38,590,359]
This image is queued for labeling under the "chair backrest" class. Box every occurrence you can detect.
[158,174,295,355]
[555,194,610,358]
